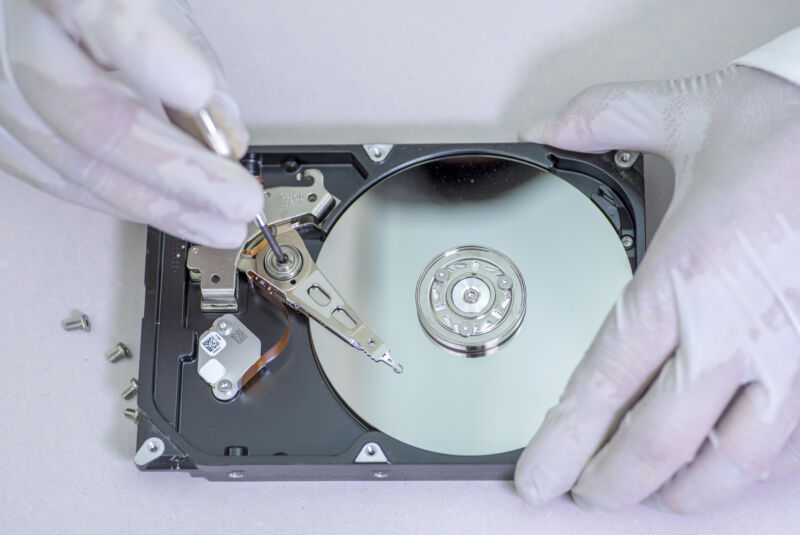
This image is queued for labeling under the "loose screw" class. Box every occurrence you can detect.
[123,408,139,423]
[121,378,139,400]
[107,342,132,363]
[62,313,91,332]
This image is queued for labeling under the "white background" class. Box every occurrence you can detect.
[2,1,800,533]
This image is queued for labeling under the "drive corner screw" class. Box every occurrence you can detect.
[621,235,635,249]
[614,150,640,169]
[107,342,132,363]
[121,378,139,400]
[123,408,139,423]
[62,313,91,332]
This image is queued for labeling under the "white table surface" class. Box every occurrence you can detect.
[2,1,800,533]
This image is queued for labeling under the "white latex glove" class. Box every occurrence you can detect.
[515,65,800,513]
[0,0,263,247]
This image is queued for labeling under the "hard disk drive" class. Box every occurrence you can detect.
[134,143,645,480]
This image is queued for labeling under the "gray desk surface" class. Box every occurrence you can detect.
[2,1,799,533]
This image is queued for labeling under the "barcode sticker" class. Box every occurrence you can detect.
[199,331,226,356]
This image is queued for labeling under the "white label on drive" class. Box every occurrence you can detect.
[199,331,226,356]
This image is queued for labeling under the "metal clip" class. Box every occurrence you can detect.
[186,246,241,312]
[263,168,339,232]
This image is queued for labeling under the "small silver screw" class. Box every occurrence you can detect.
[463,289,479,303]
[107,342,132,363]
[121,378,139,400]
[614,150,640,169]
[497,275,513,291]
[217,320,232,335]
[123,408,139,423]
[364,144,392,163]
[434,268,450,283]
[62,313,91,332]
[371,471,390,479]
[218,379,233,393]
[458,323,472,337]
[621,235,635,249]
[228,471,245,479]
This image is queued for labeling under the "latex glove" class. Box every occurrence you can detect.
[515,65,800,513]
[0,0,263,247]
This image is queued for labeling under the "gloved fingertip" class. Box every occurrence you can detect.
[519,81,674,155]
[518,118,554,144]
[571,475,625,512]
[642,492,683,515]
[243,177,266,216]
[514,459,560,506]
[514,477,549,506]
[217,171,264,221]
[519,114,606,153]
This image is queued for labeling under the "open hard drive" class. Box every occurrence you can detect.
[134,143,645,480]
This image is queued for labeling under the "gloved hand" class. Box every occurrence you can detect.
[515,65,800,513]
[0,0,262,247]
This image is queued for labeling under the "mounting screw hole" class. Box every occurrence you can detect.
[210,274,220,284]
[282,159,299,173]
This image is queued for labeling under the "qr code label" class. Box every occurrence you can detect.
[199,331,226,356]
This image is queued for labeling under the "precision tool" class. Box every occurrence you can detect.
[165,106,287,263]
[170,106,401,375]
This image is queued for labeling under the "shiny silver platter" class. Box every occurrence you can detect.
[310,155,632,456]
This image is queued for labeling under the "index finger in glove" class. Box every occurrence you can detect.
[36,0,213,110]
[36,0,250,157]
[515,244,679,506]
[515,80,685,506]
[5,0,262,222]
[519,79,696,158]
